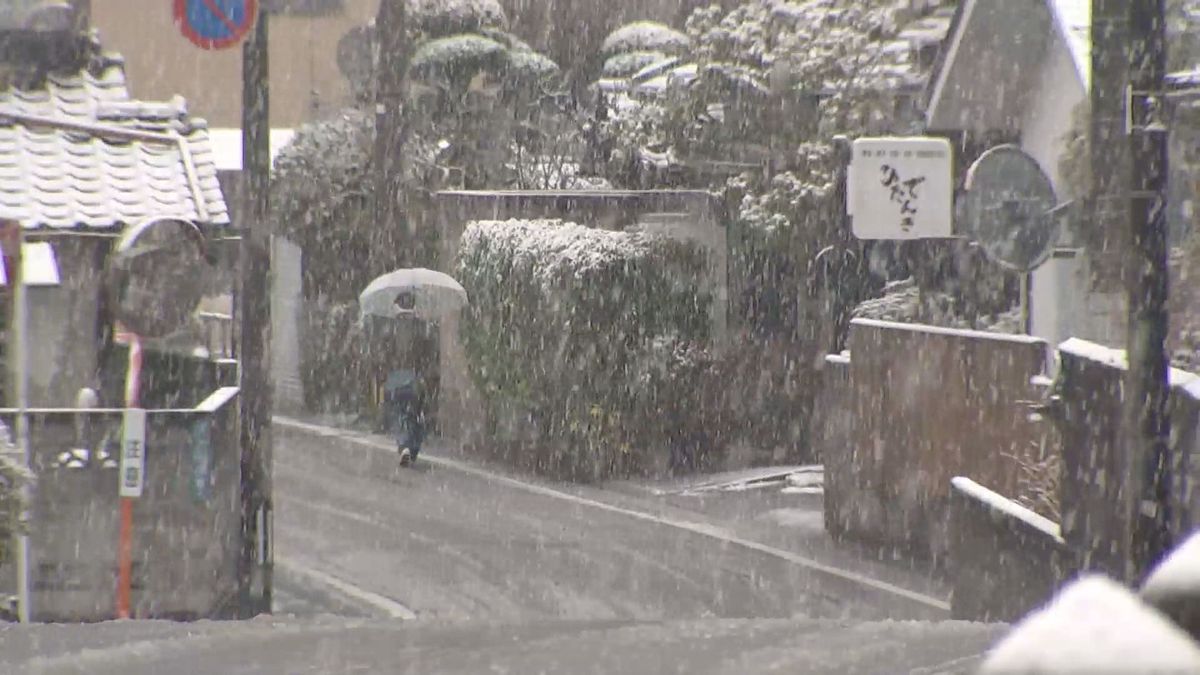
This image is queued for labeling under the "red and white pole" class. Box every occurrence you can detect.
[114,327,142,619]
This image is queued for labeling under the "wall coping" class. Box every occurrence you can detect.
[851,318,1047,346]
[1059,338,1200,393]
[952,476,1064,543]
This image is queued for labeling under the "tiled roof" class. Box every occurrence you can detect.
[0,53,229,230]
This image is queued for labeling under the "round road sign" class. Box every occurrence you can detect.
[174,0,258,50]
[104,218,211,338]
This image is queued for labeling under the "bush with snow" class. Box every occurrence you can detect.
[600,21,691,58]
[409,33,509,87]
[457,219,726,479]
[410,0,507,36]
[603,51,672,79]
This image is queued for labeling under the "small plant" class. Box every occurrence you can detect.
[0,427,31,565]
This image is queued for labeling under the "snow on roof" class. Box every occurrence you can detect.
[0,58,230,229]
[1048,0,1091,90]
[1142,531,1200,602]
[951,476,1062,541]
[981,575,1200,672]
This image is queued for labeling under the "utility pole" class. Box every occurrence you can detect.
[1124,0,1171,580]
[1093,0,1171,583]
[239,7,272,617]
[6,220,29,623]
[373,0,411,271]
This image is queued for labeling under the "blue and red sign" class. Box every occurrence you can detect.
[174,0,258,50]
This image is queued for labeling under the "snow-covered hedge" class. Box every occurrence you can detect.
[457,219,726,479]
[410,0,507,36]
[600,21,691,58]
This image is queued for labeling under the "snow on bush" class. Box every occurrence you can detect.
[600,21,691,58]
[410,0,507,36]
[457,219,724,479]
[603,51,672,79]
[409,34,509,86]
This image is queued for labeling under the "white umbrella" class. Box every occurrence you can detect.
[358,268,468,320]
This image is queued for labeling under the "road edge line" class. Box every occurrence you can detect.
[275,556,417,620]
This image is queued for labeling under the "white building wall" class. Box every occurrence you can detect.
[1019,32,1086,198]
[1020,31,1126,349]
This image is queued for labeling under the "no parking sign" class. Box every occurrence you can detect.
[174,0,258,50]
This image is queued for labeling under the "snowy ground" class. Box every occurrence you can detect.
[0,418,997,673]
[0,614,1005,674]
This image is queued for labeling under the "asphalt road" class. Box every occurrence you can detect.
[0,420,1008,673]
[0,614,1005,674]
[270,420,951,624]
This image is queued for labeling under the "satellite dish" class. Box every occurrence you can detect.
[962,144,1060,272]
[104,218,210,338]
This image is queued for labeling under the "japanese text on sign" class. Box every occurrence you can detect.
[119,408,146,498]
[849,137,954,240]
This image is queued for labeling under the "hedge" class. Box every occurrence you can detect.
[0,425,30,566]
[457,218,727,480]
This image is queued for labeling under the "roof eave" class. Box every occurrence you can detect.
[923,0,976,129]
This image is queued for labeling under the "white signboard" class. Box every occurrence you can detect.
[119,408,146,498]
[849,136,954,240]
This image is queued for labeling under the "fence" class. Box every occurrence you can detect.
[818,318,1052,564]
[0,386,254,622]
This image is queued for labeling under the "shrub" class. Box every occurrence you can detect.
[457,218,723,480]
[0,425,30,565]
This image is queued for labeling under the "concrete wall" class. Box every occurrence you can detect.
[9,236,109,408]
[819,318,1052,564]
[948,476,1069,623]
[433,190,728,446]
[0,392,243,621]
[1055,340,1200,581]
[814,353,853,536]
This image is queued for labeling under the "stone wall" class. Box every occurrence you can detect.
[948,476,1069,622]
[0,389,244,621]
[818,318,1052,564]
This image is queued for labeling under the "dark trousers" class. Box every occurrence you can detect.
[386,392,424,457]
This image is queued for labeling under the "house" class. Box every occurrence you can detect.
[0,24,229,406]
[925,0,1198,349]
[90,0,376,128]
